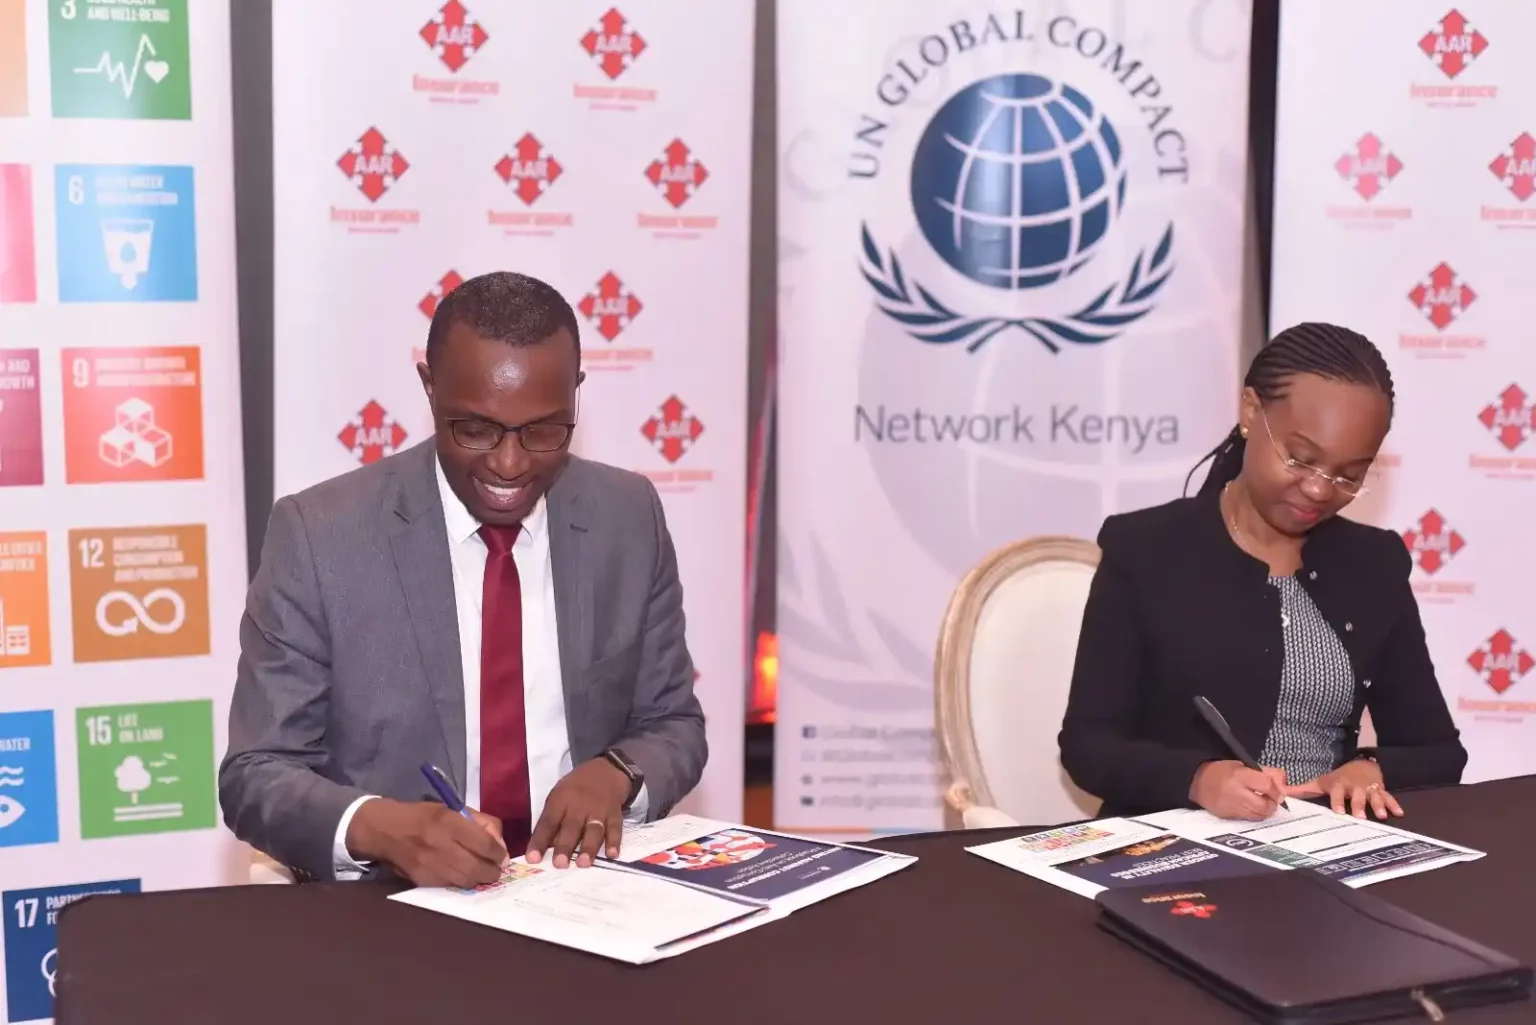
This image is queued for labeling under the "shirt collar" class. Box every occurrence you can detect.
[434,456,547,546]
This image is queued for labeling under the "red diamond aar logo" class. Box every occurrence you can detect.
[1478,384,1536,451]
[1468,629,1533,695]
[337,128,410,202]
[1407,263,1476,330]
[579,272,644,341]
[642,395,704,463]
[1170,901,1217,919]
[646,139,709,209]
[338,400,408,465]
[581,8,646,80]
[1419,9,1488,79]
[420,0,489,73]
[419,271,464,320]
[495,133,563,205]
[1402,510,1466,575]
[1489,133,1536,202]
[1335,134,1402,201]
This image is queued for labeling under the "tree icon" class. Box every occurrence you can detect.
[114,755,152,804]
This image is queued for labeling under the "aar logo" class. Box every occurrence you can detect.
[645,139,708,208]
[642,396,703,464]
[1489,133,1536,202]
[1468,630,1533,695]
[856,59,1179,355]
[1402,510,1465,575]
[337,128,410,203]
[338,401,408,465]
[420,0,489,73]
[1170,900,1217,919]
[581,8,646,80]
[496,133,563,205]
[1336,133,1402,201]
[1419,9,1488,79]
[1407,263,1476,329]
[419,270,464,320]
[1478,384,1536,451]
[579,272,644,341]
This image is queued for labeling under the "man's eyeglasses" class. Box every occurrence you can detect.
[1257,406,1370,497]
[446,417,574,453]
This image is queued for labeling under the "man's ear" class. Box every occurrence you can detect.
[577,368,587,389]
[416,361,434,405]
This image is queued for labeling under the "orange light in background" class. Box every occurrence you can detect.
[749,630,777,724]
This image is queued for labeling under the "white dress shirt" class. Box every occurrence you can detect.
[331,459,646,878]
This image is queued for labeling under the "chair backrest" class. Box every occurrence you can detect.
[935,536,1104,828]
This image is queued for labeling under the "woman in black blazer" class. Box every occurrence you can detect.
[1058,323,1466,822]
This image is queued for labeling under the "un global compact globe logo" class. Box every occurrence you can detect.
[862,72,1174,353]
[913,73,1126,288]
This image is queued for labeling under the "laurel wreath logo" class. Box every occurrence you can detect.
[859,222,1176,354]
[777,534,931,714]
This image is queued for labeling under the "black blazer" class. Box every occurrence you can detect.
[1058,488,1467,818]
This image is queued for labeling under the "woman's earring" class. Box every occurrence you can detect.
[1240,425,1249,438]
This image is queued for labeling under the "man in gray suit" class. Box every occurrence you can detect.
[220,271,707,888]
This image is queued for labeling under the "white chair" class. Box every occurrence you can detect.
[249,847,296,885]
[935,536,1104,830]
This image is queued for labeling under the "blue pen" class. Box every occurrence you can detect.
[420,763,476,823]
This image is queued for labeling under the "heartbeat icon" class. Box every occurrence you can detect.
[73,33,170,99]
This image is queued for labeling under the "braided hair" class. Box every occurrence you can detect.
[1185,322,1395,497]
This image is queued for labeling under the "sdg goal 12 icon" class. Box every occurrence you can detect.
[48,0,190,120]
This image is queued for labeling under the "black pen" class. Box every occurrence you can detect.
[1193,695,1290,811]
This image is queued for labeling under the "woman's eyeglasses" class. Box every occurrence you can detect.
[1257,406,1370,497]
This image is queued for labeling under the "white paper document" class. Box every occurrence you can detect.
[968,801,1484,900]
[389,815,916,963]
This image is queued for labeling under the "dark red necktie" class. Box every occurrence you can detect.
[478,524,531,856]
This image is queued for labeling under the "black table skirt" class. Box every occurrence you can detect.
[56,775,1536,1024]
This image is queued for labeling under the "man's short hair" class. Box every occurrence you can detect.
[424,271,581,365]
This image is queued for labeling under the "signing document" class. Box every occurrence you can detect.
[969,800,1483,900]
[390,816,915,963]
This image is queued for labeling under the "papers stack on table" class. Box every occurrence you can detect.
[391,815,915,963]
[968,799,1484,899]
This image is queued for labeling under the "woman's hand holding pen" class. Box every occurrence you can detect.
[1190,761,1288,821]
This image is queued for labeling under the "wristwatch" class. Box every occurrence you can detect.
[604,747,644,809]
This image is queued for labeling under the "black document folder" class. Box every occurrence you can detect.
[1095,869,1531,1023]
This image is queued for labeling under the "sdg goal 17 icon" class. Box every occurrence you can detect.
[49,0,190,120]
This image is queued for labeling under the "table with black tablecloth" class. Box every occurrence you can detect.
[55,775,1536,1024]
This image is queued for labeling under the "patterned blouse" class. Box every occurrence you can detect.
[1257,575,1356,785]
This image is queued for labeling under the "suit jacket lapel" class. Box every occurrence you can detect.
[386,443,468,790]
[548,460,593,751]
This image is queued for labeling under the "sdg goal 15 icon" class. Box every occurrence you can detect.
[76,699,214,838]
[49,0,190,120]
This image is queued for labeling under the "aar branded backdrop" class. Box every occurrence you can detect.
[1270,1,1536,783]
[0,1,246,1022]
[776,1,1254,833]
[269,2,754,821]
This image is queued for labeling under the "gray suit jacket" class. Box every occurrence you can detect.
[219,440,707,880]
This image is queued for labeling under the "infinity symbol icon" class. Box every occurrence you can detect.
[95,588,186,637]
[42,947,56,997]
